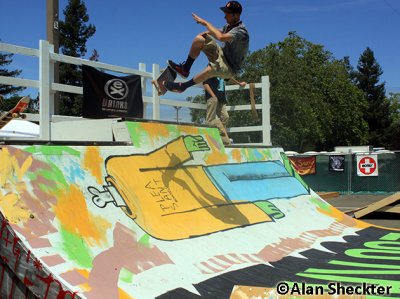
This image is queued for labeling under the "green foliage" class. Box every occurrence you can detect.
[187,94,206,125]
[0,44,26,97]
[354,47,392,147]
[387,93,400,149]
[58,0,96,116]
[234,32,368,151]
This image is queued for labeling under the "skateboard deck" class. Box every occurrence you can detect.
[152,66,177,96]
[0,96,30,130]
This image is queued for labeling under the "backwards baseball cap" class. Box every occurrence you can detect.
[220,1,242,14]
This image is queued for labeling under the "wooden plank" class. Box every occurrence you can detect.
[317,192,340,199]
[353,192,400,218]
[378,205,400,214]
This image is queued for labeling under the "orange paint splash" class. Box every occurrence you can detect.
[54,185,111,246]
[140,122,170,139]
[231,149,242,163]
[83,147,103,185]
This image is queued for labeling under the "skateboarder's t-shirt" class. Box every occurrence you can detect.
[204,77,227,103]
[221,21,249,73]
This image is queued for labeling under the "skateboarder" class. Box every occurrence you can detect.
[163,1,249,93]
[204,77,246,145]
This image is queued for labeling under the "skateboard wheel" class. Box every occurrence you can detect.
[21,114,27,119]
[12,113,18,118]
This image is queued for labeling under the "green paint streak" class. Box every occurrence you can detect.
[364,241,400,250]
[255,201,285,219]
[381,232,400,241]
[24,145,80,156]
[304,268,400,275]
[296,273,400,294]
[280,152,309,191]
[330,259,400,269]
[60,227,93,268]
[138,234,151,247]
[126,122,143,147]
[120,268,134,283]
[168,124,181,137]
[345,248,400,260]
[309,197,332,212]
[33,161,69,194]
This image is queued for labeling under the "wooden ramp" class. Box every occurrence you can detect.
[346,192,400,218]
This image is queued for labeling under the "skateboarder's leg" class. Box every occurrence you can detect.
[205,96,218,125]
[168,33,207,79]
[218,103,229,127]
[163,65,213,93]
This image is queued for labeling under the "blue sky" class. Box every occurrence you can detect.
[1,0,400,120]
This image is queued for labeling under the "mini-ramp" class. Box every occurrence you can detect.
[0,120,399,299]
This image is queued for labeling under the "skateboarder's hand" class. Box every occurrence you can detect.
[192,13,207,26]
[184,135,210,152]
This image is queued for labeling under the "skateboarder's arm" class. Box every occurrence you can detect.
[228,77,246,87]
[192,13,233,42]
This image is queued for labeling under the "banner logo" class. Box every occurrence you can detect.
[104,79,129,100]
[357,154,378,176]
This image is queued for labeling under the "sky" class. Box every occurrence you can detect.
[1,0,400,121]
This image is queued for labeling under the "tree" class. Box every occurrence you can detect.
[58,0,96,116]
[387,92,400,149]
[354,47,392,147]
[227,32,368,151]
[187,94,206,125]
[0,43,25,98]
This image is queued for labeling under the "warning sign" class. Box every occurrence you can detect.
[357,154,378,176]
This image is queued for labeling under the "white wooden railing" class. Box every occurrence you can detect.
[0,40,271,145]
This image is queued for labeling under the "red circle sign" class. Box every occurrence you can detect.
[358,156,377,175]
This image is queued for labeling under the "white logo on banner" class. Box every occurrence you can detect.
[104,79,129,100]
[357,154,378,176]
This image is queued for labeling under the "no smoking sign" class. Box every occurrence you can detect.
[356,154,378,176]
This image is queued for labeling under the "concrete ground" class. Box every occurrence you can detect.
[325,194,400,229]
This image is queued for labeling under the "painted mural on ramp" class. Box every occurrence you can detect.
[0,121,399,298]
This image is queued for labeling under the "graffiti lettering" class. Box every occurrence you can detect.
[0,215,80,298]
[145,178,178,212]
[297,232,400,294]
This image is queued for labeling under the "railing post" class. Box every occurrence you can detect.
[152,64,160,120]
[39,40,51,140]
[261,75,271,145]
[139,63,147,118]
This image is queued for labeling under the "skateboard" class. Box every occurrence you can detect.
[0,96,30,129]
[152,66,177,96]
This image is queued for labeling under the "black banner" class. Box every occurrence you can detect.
[82,65,143,118]
[329,155,345,172]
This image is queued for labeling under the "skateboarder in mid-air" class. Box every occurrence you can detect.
[163,1,249,93]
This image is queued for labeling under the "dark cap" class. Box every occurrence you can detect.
[220,1,242,14]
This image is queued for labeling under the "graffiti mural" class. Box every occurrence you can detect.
[0,121,399,298]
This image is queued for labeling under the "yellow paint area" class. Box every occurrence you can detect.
[316,204,370,229]
[0,148,32,186]
[0,193,31,224]
[83,147,104,185]
[118,288,134,299]
[204,135,229,165]
[231,149,243,163]
[54,185,111,246]
[140,122,171,140]
[106,136,272,240]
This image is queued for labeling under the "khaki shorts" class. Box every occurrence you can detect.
[202,34,235,79]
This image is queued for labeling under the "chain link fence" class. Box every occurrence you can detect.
[298,152,400,194]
